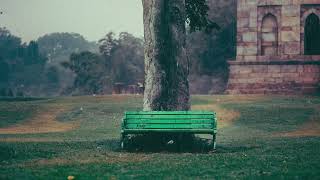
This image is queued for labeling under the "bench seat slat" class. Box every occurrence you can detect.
[126,119,214,124]
[125,124,214,129]
[125,115,214,119]
[123,129,217,134]
[125,111,215,115]
[121,111,217,134]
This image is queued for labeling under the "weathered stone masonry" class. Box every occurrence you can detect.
[227,0,320,94]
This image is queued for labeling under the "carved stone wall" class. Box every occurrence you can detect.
[227,0,320,94]
[227,61,320,94]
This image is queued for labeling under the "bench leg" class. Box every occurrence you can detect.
[178,133,183,152]
[212,134,216,151]
[120,133,126,150]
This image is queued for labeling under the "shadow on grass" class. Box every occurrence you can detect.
[111,134,260,154]
[117,134,216,153]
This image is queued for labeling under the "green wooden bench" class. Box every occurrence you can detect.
[120,111,217,150]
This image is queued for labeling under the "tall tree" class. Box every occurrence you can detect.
[143,0,189,111]
[142,0,217,111]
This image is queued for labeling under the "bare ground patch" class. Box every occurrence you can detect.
[0,137,65,142]
[277,107,320,137]
[216,95,267,103]
[196,95,267,104]
[0,106,80,135]
[21,153,150,167]
[192,104,240,128]
[279,120,320,137]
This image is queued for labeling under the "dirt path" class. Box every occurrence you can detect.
[278,107,320,137]
[0,107,80,135]
[21,153,150,167]
[192,104,240,128]
[280,120,320,137]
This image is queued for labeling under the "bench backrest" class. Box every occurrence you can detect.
[122,111,217,130]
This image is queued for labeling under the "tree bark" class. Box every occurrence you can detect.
[142,0,190,111]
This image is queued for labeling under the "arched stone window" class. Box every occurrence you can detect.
[261,13,278,56]
[304,13,320,55]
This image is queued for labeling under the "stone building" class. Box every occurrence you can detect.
[227,0,320,94]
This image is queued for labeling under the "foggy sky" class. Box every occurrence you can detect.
[0,0,144,42]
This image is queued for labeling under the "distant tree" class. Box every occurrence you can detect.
[99,32,144,85]
[18,41,45,65]
[62,32,144,95]
[37,32,98,64]
[26,41,40,63]
[0,27,21,60]
[63,51,105,94]
[0,27,49,95]
[7,88,14,97]
[37,32,98,95]
[46,66,60,84]
[98,32,118,57]
[0,57,9,83]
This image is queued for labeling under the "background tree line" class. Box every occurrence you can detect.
[0,0,236,97]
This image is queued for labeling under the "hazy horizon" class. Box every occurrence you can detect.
[0,0,144,42]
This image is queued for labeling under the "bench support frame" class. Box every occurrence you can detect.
[120,111,217,151]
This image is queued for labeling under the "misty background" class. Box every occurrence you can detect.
[0,0,236,97]
[0,0,144,42]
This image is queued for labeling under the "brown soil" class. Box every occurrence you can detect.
[0,107,80,135]
[278,106,320,137]
[0,137,65,142]
[280,120,320,137]
[21,153,150,167]
[195,95,267,104]
[192,104,240,128]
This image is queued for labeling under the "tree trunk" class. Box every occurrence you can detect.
[142,0,190,111]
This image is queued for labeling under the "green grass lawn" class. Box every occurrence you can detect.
[0,95,319,179]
